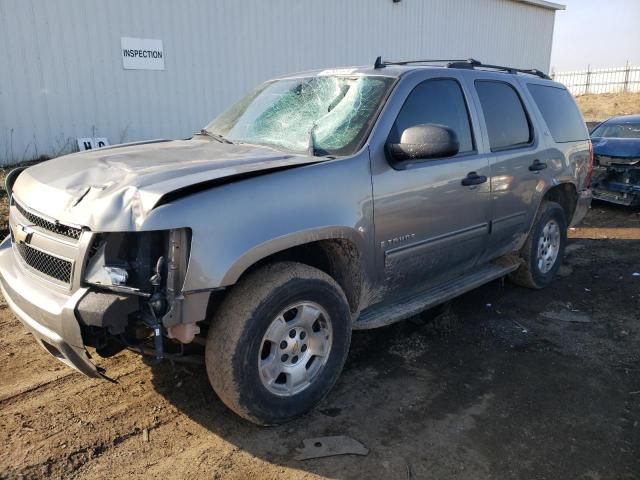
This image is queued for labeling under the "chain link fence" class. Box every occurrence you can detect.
[551,64,640,95]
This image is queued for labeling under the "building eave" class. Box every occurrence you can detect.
[513,0,566,11]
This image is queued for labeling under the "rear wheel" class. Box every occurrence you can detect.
[205,262,352,425]
[510,201,567,289]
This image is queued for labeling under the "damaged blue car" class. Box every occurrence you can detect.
[591,114,640,206]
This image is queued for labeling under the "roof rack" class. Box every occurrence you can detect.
[374,56,551,80]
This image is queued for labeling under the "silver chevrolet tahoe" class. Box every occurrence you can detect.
[1,58,592,425]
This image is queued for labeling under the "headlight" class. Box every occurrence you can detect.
[83,228,190,295]
[102,266,129,286]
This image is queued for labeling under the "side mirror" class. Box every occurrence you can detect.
[387,124,459,163]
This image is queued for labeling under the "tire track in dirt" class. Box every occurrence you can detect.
[0,372,76,404]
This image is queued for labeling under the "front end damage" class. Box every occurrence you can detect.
[591,154,640,206]
[1,137,330,377]
[79,227,209,365]
[0,195,211,378]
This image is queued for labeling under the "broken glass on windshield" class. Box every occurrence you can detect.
[205,75,394,156]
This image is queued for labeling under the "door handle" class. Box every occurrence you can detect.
[529,159,548,172]
[461,172,488,186]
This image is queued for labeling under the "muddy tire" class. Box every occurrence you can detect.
[510,201,567,289]
[205,262,352,425]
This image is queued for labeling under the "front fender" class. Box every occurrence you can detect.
[141,152,374,292]
[218,226,366,286]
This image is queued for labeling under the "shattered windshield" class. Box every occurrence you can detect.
[204,75,394,156]
[592,122,640,139]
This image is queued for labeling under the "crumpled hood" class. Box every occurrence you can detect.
[12,138,318,231]
[592,137,640,160]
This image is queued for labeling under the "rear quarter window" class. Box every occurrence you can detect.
[527,84,588,143]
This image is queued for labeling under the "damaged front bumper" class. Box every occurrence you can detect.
[592,164,640,206]
[0,235,102,377]
[0,222,210,377]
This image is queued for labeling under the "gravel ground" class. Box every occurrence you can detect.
[0,200,639,479]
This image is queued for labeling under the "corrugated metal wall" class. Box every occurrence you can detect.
[0,0,556,166]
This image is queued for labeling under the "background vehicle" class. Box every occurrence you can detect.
[590,115,640,206]
[0,58,592,425]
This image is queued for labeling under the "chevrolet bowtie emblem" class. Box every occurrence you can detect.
[12,223,34,245]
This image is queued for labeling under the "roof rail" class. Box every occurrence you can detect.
[382,58,474,66]
[376,57,551,80]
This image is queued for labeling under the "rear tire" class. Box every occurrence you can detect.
[205,262,352,425]
[510,201,567,289]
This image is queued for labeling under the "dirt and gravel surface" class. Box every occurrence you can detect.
[0,200,639,480]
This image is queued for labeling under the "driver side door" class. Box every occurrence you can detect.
[370,75,492,299]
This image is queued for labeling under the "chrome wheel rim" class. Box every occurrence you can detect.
[536,219,561,274]
[258,301,333,397]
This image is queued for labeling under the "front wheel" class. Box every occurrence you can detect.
[510,200,567,289]
[205,262,352,425]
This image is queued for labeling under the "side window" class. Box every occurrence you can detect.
[475,81,532,151]
[527,84,588,142]
[390,79,474,154]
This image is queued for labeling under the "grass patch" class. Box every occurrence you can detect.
[575,92,640,122]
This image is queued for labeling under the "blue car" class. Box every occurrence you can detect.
[591,114,640,206]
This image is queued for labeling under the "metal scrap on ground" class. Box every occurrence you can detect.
[295,436,369,460]
[541,310,592,323]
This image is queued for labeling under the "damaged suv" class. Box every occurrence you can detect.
[1,58,592,425]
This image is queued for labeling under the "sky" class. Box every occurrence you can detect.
[550,0,640,72]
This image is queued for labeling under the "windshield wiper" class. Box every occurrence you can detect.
[307,124,337,159]
[198,129,233,144]
[307,87,351,157]
[308,123,318,157]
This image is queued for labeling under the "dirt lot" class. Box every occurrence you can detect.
[0,200,639,479]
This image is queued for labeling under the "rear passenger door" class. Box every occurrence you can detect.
[471,79,541,259]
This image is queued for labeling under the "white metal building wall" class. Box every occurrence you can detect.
[0,0,558,166]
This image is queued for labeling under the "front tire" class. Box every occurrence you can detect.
[205,262,352,425]
[510,201,567,289]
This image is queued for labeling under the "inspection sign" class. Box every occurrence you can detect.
[121,37,164,70]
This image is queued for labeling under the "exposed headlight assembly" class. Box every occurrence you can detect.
[83,228,191,297]
[82,228,191,362]
[99,266,129,286]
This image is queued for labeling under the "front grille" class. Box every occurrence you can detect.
[15,242,73,283]
[15,202,82,240]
